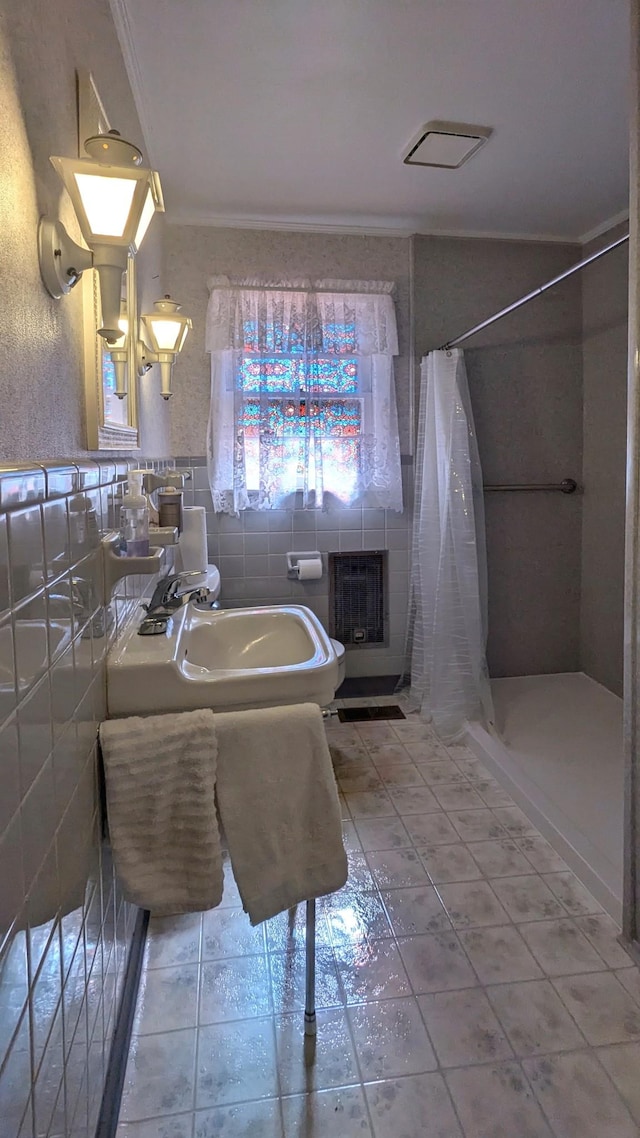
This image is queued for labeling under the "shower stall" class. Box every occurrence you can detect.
[410,228,630,927]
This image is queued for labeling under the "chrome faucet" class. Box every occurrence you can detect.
[143,570,207,614]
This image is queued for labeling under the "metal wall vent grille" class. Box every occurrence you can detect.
[329,551,387,646]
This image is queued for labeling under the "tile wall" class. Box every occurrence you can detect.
[0,459,163,1138]
[175,459,414,680]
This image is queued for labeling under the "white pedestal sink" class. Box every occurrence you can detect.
[107,602,339,716]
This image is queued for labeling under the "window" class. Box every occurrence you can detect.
[238,320,366,500]
[206,281,403,515]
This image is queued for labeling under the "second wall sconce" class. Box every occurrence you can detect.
[139,296,192,399]
[38,130,164,342]
[108,295,192,401]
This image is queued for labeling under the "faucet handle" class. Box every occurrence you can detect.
[165,570,204,596]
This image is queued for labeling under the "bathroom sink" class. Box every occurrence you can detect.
[107,603,339,716]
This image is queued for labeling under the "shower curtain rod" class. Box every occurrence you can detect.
[440,231,629,350]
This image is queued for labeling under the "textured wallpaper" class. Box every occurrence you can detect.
[0,0,171,462]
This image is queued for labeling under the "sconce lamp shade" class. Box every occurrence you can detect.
[141,297,191,354]
[140,296,193,399]
[40,131,164,343]
[49,133,163,252]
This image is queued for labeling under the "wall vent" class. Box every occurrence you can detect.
[329,551,387,647]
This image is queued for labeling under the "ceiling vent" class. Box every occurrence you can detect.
[403,121,492,169]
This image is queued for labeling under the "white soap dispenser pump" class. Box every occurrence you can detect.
[119,469,150,557]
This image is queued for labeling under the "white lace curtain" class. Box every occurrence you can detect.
[205,277,403,514]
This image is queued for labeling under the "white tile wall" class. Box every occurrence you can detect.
[0,459,162,1138]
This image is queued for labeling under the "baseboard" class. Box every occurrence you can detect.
[95,908,149,1138]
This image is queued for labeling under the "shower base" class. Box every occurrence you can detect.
[466,671,623,922]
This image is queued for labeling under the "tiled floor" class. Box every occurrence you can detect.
[116,700,640,1138]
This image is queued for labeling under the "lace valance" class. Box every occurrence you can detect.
[206,278,398,356]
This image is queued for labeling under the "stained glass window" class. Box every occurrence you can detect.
[241,399,361,438]
[238,357,358,394]
[242,319,307,353]
[237,317,362,497]
[322,321,357,354]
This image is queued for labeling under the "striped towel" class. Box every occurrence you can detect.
[99,709,222,914]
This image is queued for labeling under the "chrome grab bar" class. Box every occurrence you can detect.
[483,478,578,494]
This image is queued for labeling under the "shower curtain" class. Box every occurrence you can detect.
[406,349,494,741]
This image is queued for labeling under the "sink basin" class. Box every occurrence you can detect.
[183,608,320,671]
[107,603,339,716]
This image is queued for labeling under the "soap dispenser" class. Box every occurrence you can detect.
[119,470,150,557]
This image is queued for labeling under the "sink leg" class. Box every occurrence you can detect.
[304,899,317,1036]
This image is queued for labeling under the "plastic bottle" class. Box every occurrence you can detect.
[119,470,150,557]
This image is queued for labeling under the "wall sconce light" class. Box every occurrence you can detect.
[38,130,164,343]
[138,296,192,399]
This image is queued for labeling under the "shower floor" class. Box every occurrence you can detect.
[466,672,624,922]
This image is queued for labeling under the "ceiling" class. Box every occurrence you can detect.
[110,0,630,242]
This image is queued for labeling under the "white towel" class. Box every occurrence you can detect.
[99,710,222,915]
[214,702,348,925]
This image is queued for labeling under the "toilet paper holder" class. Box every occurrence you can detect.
[287,550,323,579]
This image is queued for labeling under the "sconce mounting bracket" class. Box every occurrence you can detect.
[38,217,94,299]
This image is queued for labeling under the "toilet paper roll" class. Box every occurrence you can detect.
[178,506,208,584]
[296,556,323,581]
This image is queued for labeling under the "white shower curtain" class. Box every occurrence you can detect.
[407,349,494,741]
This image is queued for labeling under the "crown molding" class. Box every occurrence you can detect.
[413,225,579,245]
[166,210,588,245]
[165,211,417,237]
[578,208,630,245]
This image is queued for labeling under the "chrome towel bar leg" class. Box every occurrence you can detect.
[304,899,317,1036]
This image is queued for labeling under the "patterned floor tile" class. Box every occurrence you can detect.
[518,918,608,976]
[436,881,510,929]
[365,1072,463,1138]
[119,1029,197,1122]
[381,886,451,937]
[335,939,411,1004]
[274,1009,359,1095]
[196,1018,279,1109]
[552,972,640,1045]
[418,842,483,884]
[281,1085,372,1137]
[458,925,543,985]
[465,839,532,879]
[490,875,566,922]
[573,914,634,969]
[347,997,437,1080]
[523,1050,638,1138]
[354,817,411,853]
[365,848,430,890]
[193,1099,284,1138]
[445,1061,553,1138]
[419,987,513,1068]
[486,979,585,1055]
[397,932,478,994]
[596,1042,640,1124]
